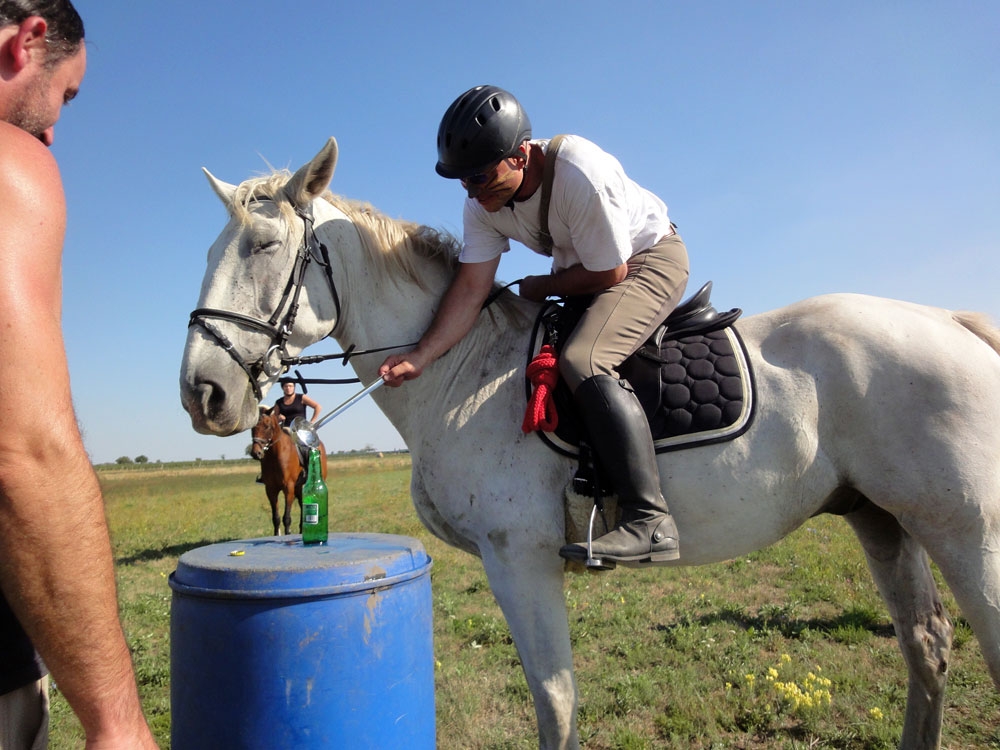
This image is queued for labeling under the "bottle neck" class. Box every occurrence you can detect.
[307,448,322,475]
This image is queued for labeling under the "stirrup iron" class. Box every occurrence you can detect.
[584,504,616,571]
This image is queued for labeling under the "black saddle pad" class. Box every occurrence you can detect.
[527,305,756,457]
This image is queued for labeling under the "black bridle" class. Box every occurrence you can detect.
[189,197,509,403]
[188,201,342,402]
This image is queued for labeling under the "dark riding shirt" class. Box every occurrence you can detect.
[274,393,307,424]
[0,592,46,696]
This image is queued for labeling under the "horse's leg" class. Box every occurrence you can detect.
[902,509,1000,692]
[845,502,953,750]
[265,485,281,536]
[295,470,304,534]
[282,482,296,536]
[478,546,578,750]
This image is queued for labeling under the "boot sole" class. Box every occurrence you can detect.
[559,546,679,567]
[608,548,681,565]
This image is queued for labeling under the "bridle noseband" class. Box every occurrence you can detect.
[188,200,342,402]
[251,435,274,455]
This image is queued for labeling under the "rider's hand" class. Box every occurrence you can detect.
[519,275,552,302]
[379,352,425,387]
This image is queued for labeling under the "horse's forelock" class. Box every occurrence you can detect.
[229,172,301,230]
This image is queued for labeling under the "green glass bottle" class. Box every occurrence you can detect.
[301,448,328,545]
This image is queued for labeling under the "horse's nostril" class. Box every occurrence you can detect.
[204,382,228,421]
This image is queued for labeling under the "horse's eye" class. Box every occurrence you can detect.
[252,240,282,255]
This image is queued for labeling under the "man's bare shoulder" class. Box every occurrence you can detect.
[0,121,63,199]
[0,123,66,267]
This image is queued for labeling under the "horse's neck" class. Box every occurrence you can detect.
[274,427,302,463]
[324,223,535,444]
[320,215,454,377]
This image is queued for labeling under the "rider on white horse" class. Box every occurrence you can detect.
[379,85,690,567]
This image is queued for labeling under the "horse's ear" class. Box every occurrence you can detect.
[283,137,338,210]
[203,168,238,207]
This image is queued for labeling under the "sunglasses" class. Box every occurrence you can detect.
[460,162,501,187]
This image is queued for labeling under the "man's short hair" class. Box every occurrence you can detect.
[0,0,84,67]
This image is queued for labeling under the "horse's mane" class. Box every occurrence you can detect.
[230,170,532,325]
[326,194,462,293]
[230,171,459,287]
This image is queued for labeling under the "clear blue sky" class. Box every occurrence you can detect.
[54,1,998,464]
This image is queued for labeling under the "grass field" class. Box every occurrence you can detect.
[46,457,999,749]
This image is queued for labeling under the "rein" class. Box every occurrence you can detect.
[278,279,523,382]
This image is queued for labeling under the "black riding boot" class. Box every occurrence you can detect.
[559,375,680,565]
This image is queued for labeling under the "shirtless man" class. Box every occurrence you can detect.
[0,2,158,747]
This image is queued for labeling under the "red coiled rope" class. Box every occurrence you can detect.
[522,344,559,433]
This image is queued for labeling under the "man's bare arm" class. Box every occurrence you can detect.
[379,256,501,386]
[0,124,156,748]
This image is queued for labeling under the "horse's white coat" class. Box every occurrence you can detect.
[180,139,1000,749]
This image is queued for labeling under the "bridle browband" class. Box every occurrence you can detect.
[188,199,342,402]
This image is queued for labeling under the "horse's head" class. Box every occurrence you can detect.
[250,406,281,460]
[180,138,343,435]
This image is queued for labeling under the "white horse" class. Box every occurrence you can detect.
[180,138,1000,750]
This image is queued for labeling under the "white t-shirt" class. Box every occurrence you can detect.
[459,135,672,272]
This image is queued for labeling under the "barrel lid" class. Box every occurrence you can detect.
[169,532,431,599]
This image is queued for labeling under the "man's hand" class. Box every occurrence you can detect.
[519,275,552,302]
[378,351,426,387]
[377,257,502,387]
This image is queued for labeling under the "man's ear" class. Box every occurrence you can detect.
[512,142,530,168]
[9,17,49,71]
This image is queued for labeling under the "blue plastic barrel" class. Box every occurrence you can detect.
[169,533,434,749]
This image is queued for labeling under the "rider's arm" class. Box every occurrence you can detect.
[519,262,628,302]
[303,396,322,423]
[379,255,501,386]
[0,127,156,749]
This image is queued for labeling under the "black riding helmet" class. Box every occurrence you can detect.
[435,85,532,179]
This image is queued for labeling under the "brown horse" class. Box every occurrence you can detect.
[250,405,328,535]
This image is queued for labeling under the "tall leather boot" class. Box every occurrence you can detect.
[559,375,680,565]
